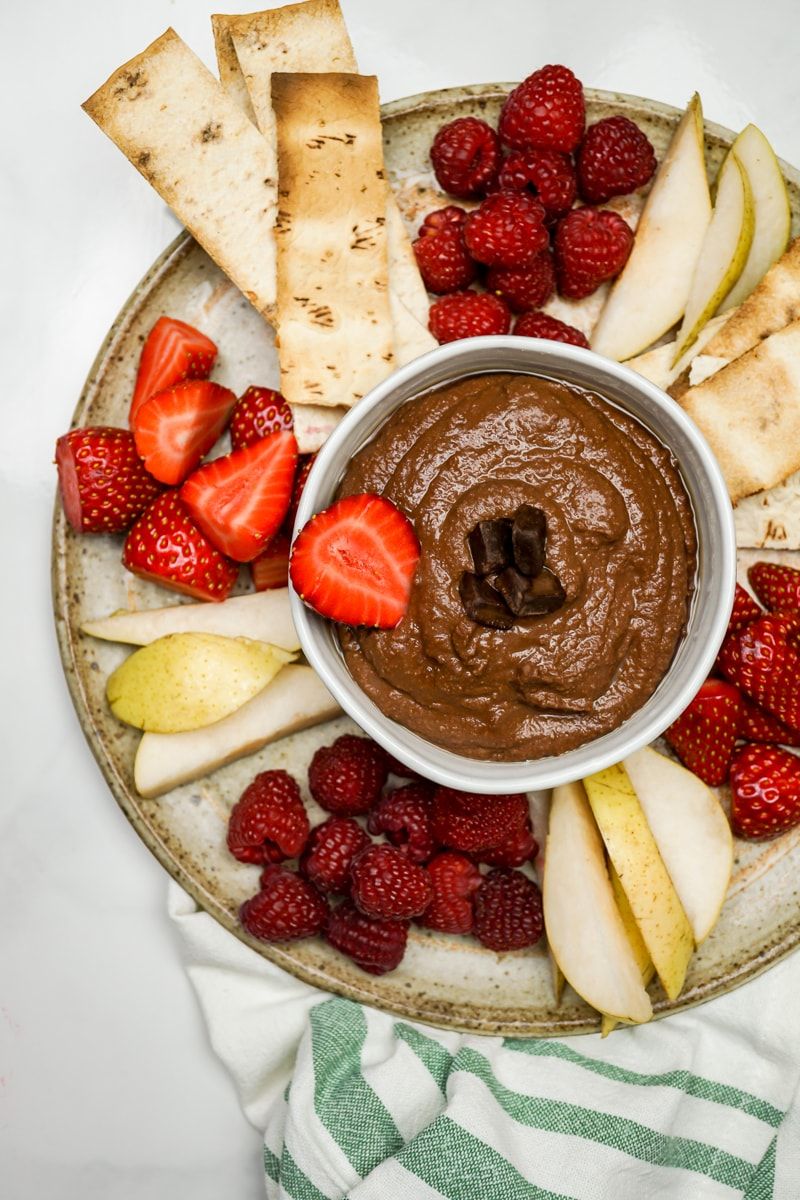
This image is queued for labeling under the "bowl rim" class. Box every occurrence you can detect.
[290,336,737,793]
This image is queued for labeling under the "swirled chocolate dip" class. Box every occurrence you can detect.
[337,372,696,761]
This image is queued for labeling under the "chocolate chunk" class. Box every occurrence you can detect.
[512,504,547,577]
[494,565,565,617]
[459,572,515,630]
[468,518,513,576]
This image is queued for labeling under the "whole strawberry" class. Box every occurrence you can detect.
[576,116,657,204]
[325,900,409,975]
[55,426,163,534]
[430,116,501,198]
[497,149,577,220]
[719,616,800,733]
[227,769,310,864]
[554,207,634,299]
[513,311,589,347]
[499,65,585,153]
[431,789,529,854]
[241,866,328,942]
[418,852,482,934]
[122,490,239,602]
[486,254,556,312]
[428,291,511,343]
[727,582,763,637]
[748,562,800,613]
[285,453,317,533]
[464,191,549,269]
[230,387,293,451]
[299,816,370,895]
[350,843,433,920]
[664,679,744,786]
[413,226,477,294]
[472,869,544,951]
[368,783,437,864]
[741,698,800,748]
[308,734,389,816]
[478,822,539,869]
[729,745,800,841]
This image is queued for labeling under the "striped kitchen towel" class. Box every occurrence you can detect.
[169,882,800,1199]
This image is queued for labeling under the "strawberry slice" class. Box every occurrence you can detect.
[122,491,239,601]
[719,615,800,733]
[741,698,800,748]
[730,744,800,840]
[180,430,297,562]
[230,387,293,451]
[289,493,421,628]
[132,380,236,485]
[129,317,217,424]
[748,561,800,612]
[251,533,291,591]
[663,678,744,786]
[55,426,163,533]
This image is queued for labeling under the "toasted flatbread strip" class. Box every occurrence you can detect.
[679,318,800,503]
[291,404,348,453]
[735,470,800,548]
[83,29,277,316]
[210,15,255,122]
[390,291,437,364]
[386,199,430,326]
[625,312,730,390]
[272,72,394,408]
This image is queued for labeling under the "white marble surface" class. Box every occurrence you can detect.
[3,1,800,1196]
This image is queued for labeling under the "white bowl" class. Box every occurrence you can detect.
[290,336,736,794]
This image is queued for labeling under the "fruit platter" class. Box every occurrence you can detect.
[54,0,800,1035]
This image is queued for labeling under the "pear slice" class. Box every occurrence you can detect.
[134,664,341,797]
[529,791,565,1005]
[623,747,733,944]
[721,124,791,312]
[583,763,694,1001]
[591,94,712,362]
[672,150,754,363]
[600,864,655,1036]
[82,589,299,653]
[107,633,294,733]
[543,782,652,1024]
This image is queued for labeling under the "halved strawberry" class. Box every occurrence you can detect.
[129,316,217,423]
[741,698,800,748]
[748,561,800,613]
[180,430,297,563]
[251,533,291,591]
[230,387,293,451]
[289,493,420,628]
[719,616,800,733]
[730,744,800,840]
[55,426,163,533]
[122,491,239,601]
[663,678,744,786]
[132,380,236,485]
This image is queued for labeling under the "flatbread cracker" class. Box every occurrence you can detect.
[386,198,430,326]
[210,15,255,122]
[83,29,277,316]
[735,470,800,548]
[291,404,348,454]
[272,72,394,408]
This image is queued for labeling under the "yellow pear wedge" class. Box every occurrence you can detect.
[672,150,754,363]
[600,864,655,1036]
[591,94,712,361]
[583,763,694,1001]
[543,782,653,1024]
[623,747,733,944]
[721,125,791,312]
[107,633,294,733]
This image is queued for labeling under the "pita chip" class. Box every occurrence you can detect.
[210,15,255,122]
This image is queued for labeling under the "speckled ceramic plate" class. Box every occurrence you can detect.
[53,85,800,1036]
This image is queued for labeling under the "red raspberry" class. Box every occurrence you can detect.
[497,149,577,220]
[368,783,437,864]
[413,228,477,294]
[486,253,556,312]
[229,387,293,451]
[513,310,589,348]
[477,823,539,869]
[240,866,328,942]
[499,65,585,154]
[418,205,469,235]
[431,789,529,854]
[299,816,370,895]
[325,900,409,975]
[430,117,501,199]
[350,843,433,920]
[554,207,634,299]
[418,851,482,934]
[385,752,422,780]
[308,734,389,816]
[577,116,657,205]
[429,291,511,344]
[227,770,310,865]
[472,869,544,951]
[464,191,548,269]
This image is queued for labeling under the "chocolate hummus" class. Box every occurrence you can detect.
[337,372,697,761]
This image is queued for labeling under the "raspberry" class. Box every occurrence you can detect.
[413,228,477,294]
[308,734,389,816]
[486,253,555,313]
[472,869,544,951]
[350,843,433,920]
[418,205,469,235]
[429,291,511,344]
[240,866,328,942]
[385,752,422,780]
[227,770,310,865]
[577,116,657,205]
[368,783,437,863]
[325,900,409,975]
[430,117,501,199]
[499,65,585,154]
[431,789,529,854]
[418,852,482,934]
[554,207,634,299]
[477,822,539,869]
[299,816,370,895]
[497,149,577,220]
[464,191,548,269]
[513,310,589,347]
